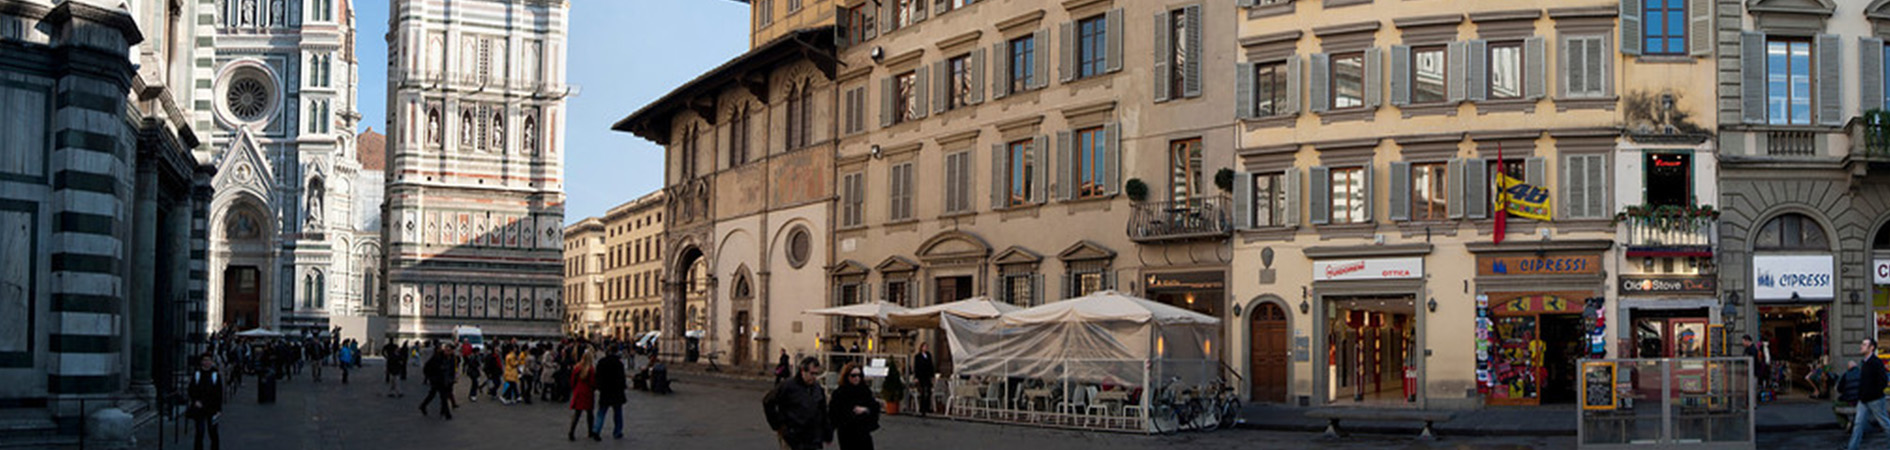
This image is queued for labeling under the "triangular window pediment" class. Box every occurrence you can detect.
[875,256,919,273]
[828,260,870,276]
[991,246,1042,265]
[1057,240,1117,261]
[1749,0,1835,16]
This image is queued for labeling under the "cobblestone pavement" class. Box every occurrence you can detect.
[121,359,1872,449]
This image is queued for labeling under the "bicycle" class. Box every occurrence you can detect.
[1151,377,1206,435]
[1200,379,1242,431]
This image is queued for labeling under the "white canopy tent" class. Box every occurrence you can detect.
[942,290,1221,386]
[883,297,1021,329]
[802,301,912,326]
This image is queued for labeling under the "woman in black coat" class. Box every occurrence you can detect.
[827,362,880,450]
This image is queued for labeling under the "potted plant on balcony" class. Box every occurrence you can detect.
[1124,178,1149,202]
[879,360,907,415]
[1614,202,1718,233]
[1215,168,1235,193]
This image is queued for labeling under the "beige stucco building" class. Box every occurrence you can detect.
[562,218,605,335]
[598,191,670,338]
[1229,0,1719,409]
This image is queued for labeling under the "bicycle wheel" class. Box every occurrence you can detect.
[1152,404,1180,435]
[1217,398,1242,429]
[1184,399,1213,431]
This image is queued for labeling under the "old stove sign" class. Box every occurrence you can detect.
[1620,276,1717,295]
[1752,255,1834,301]
[1313,257,1424,281]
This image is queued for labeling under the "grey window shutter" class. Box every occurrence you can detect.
[914,68,931,119]
[934,61,948,114]
[1465,159,1488,219]
[1525,37,1546,100]
[1057,131,1074,200]
[1105,9,1124,74]
[1584,154,1605,219]
[1561,155,1579,219]
[1364,47,1384,108]
[1391,45,1411,106]
[1600,35,1614,96]
[880,1,894,33]
[970,48,986,104]
[1741,32,1767,124]
[865,3,878,40]
[1284,56,1302,114]
[1183,5,1203,98]
[1447,41,1467,103]
[1238,0,1256,7]
[1103,122,1120,196]
[913,0,926,22]
[1361,164,1375,221]
[889,164,903,220]
[1689,0,1712,56]
[906,164,917,218]
[1308,166,1331,225]
[943,153,958,213]
[1031,135,1049,203]
[991,144,1006,209]
[993,42,1011,99]
[1818,34,1843,126]
[880,77,895,127]
[1060,21,1075,83]
[1310,53,1331,113]
[1559,37,1572,99]
[1233,172,1253,229]
[1284,168,1301,226]
[1467,40,1488,102]
[1031,29,1050,90]
[1864,37,1885,113]
[1237,62,1256,118]
[1525,157,1545,219]
[1447,158,1465,219]
[1154,10,1172,102]
[835,6,851,48]
[1388,161,1410,222]
[1619,0,1641,56]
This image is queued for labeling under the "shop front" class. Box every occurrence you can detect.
[1310,256,1425,406]
[1617,275,1721,358]
[1470,243,1609,407]
[1750,254,1833,387]
[1145,270,1227,320]
[1874,258,1890,349]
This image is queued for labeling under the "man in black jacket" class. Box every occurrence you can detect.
[188,353,223,450]
[1849,338,1890,450]
[592,347,628,439]
[418,345,455,420]
[913,343,936,416]
[763,357,831,450]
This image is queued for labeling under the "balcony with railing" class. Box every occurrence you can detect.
[1853,110,1890,161]
[1618,204,1716,256]
[1766,129,1817,156]
[1128,196,1231,243]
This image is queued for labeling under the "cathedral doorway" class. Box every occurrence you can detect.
[223,266,262,329]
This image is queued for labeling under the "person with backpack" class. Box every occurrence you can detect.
[464,348,484,402]
[1852,339,1890,450]
[187,353,224,450]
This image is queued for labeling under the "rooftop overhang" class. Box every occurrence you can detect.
[611,26,838,146]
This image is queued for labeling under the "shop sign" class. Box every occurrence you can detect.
[1144,271,1225,291]
[1477,254,1601,276]
[1752,254,1834,301]
[1312,257,1423,281]
[1875,260,1890,285]
[1619,276,1717,295]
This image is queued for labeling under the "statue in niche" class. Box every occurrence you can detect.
[306,181,324,229]
[240,0,255,26]
[270,0,284,26]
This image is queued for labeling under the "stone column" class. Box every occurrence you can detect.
[129,158,158,393]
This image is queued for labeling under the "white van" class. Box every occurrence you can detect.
[454,326,485,350]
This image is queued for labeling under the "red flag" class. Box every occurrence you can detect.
[1493,142,1507,245]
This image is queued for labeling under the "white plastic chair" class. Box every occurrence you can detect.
[1083,386,1110,424]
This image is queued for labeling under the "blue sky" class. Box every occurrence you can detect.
[354,0,751,224]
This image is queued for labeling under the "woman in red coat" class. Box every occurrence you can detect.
[567,347,598,441]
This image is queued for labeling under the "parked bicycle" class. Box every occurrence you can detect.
[1151,377,1241,434]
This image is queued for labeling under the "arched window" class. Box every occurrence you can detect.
[1756,213,1828,251]
[314,271,325,309]
[733,273,752,299]
[728,105,749,166]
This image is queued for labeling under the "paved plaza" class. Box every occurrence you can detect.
[109,359,1885,450]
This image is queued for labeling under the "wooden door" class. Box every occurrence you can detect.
[733,311,752,365]
[223,266,261,329]
[1250,303,1289,403]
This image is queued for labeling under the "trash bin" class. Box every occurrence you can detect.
[259,375,278,404]
[685,337,700,363]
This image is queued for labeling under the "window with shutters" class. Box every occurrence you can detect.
[894,71,917,124]
[1076,15,1106,79]
[1254,61,1290,116]
[1072,127,1108,199]
[1168,138,1202,202]
[844,86,867,135]
[1251,172,1286,227]
[1010,36,1036,93]
[1006,139,1034,207]
[886,278,911,307]
[1644,153,1690,207]
[1169,9,1190,99]
[1412,46,1447,104]
[842,172,864,227]
[757,0,773,28]
[787,0,801,13]
[1066,259,1111,297]
[889,162,915,221]
[896,0,923,29]
[1642,0,1686,55]
[1411,162,1449,221]
[999,264,1039,306]
[1565,36,1606,98]
[947,55,970,111]
[1488,41,1523,100]
[943,151,973,214]
[846,5,873,44]
[1331,52,1366,109]
[729,106,750,166]
[1486,159,1525,217]
[1767,38,1812,126]
[1329,167,1367,224]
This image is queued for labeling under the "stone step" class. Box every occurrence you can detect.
[0,408,65,448]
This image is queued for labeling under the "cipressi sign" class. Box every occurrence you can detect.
[1876,260,1890,285]
[1313,257,1424,282]
[1752,254,1834,301]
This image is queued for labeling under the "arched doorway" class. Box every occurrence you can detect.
[1751,212,1833,394]
[221,207,268,329]
[1249,301,1289,403]
[668,245,706,358]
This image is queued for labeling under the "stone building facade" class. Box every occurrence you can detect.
[596,191,670,339]
[0,0,215,437]
[382,0,570,340]
[562,217,604,336]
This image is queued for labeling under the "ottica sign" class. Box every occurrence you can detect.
[1313,257,1424,281]
[1752,254,1834,301]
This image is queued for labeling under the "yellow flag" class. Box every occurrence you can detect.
[1496,172,1552,221]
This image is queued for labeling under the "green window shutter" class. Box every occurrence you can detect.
[1103,122,1120,197]
[1308,166,1330,225]
[1183,5,1202,98]
[1105,9,1124,74]
[1284,168,1301,227]
[1031,135,1049,203]
[1060,21,1075,83]
[992,42,1009,99]
[1689,0,1712,56]
[990,144,1006,210]
[1284,56,1301,114]
[1446,158,1464,219]
[1057,131,1074,200]
[1464,158,1488,219]
[1466,40,1487,102]
[1818,34,1843,126]
[1153,10,1172,102]
[970,48,986,104]
[1524,37,1546,100]
[1619,0,1641,56]
[1234,171,1253,230]
[1447,41,1466,103]
[1364,47,1383,108]
[1864,37,1885,113]
[835,6,851,47]
[1237,62,1256,118]
[1388,161,1410,222]
[1310,53,1330,113]
[1390,45,1411,106]
[1741,32,1767,124]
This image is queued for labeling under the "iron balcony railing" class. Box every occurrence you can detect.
[1857,112,1890,158]
[1128,195,1232,242]
[1623,214,1715,249]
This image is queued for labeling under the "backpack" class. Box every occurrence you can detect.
[1841,366,1863,403]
